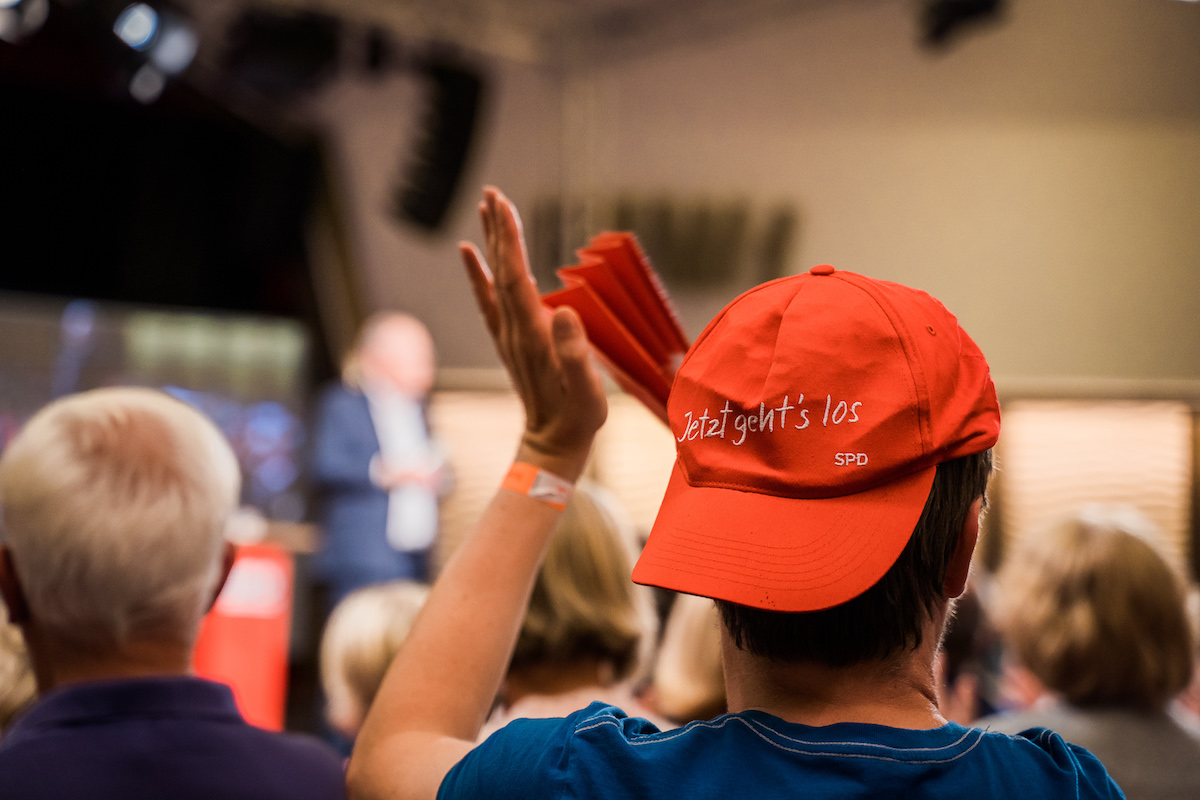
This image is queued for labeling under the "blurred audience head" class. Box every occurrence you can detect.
[0,604,35,736]
[343,313,436,399]
[510,485,654,688]
[1178,588,1200,723]
[0,388,239,658]
[934,587,1000,724]
[320,580,429,739]
[996,506,1195,712]
[652,593,725,724]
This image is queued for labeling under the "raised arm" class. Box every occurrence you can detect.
[346,188,607,800]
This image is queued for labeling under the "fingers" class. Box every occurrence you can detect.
[463,186,607,474]
[482,188,536,298]
[550,307,606,420]
[481,188,553,413]
[459,242,500,338]
[487,188,547,344]
[550,307,588,369]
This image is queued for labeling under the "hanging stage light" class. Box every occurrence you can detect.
[0,0,49,44]
[112,2,198,103]
[113,3,158,50]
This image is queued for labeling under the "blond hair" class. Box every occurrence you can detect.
[652,593,725,723]
[0,388,239,651]
[996,511,1195,710]
[0,604,35,735]
[512,485,653,681]
[320,580,428,736]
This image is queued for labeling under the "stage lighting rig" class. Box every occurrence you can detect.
[112,2,197,103]
[0,0,49,44]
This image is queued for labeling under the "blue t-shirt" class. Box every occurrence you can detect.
[440,703,1124,800]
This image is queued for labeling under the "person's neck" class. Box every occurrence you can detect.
[721,622,947,730]
[24,624,195,694]
[502,659,616,707]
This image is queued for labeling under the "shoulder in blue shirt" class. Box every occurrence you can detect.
[440,702,1124,800]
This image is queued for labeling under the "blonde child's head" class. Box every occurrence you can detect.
[320,580,429,738]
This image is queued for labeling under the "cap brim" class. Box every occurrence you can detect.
[633,462,937,612]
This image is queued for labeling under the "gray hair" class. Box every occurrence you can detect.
[0,388,240,651]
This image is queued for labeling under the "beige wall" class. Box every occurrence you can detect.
[330,0,1200,381]
[578,0,1200,381]
[309,60,564,370]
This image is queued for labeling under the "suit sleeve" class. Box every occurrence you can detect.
[309,386,379,490]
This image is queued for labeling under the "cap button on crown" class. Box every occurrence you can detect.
[809,264,835,276]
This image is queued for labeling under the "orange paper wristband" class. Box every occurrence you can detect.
[501,462,574,510]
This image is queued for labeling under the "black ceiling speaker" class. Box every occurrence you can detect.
[363,27,393,75]
[223,9,341,96]
[921,0,1004,49]
[390,57,486,232]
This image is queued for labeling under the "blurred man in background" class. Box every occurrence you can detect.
[311,313,448,608]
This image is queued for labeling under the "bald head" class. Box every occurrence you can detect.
[354,313,436,398]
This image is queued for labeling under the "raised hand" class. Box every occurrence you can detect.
[459,187,607,481]
[348,191,609,800]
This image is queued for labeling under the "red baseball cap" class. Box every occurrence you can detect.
[632,265,1000,612]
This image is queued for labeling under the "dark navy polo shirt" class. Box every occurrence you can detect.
[0,676,346,799]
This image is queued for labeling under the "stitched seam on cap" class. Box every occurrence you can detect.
[841,273,929,456]
[675,461,930,499]
[759,277,813,400]
[672,273,802,397]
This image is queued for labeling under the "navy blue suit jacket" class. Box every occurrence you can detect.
[309,384,428,602]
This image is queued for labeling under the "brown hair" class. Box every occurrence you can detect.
[511,486,652,681]
[996,513,1195,711]
[717,450,992,667]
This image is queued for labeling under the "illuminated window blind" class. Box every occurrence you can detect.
[994,400,1194,576]
[427,391,525,570]
[427,391,678,570]
[591,395,677,539]
[430,394,1196,580]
